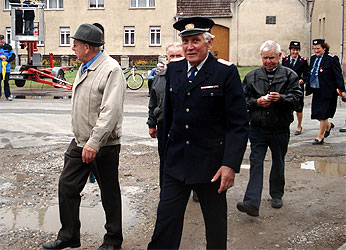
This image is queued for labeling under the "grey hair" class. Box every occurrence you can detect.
[260,40,281,55]
[166,42,182,54]
[203,32,215,43]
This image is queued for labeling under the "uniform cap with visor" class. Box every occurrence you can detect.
[313,39,325,45]
[173,17,214,37]
[289,41,300,49]
[71,23,104,46]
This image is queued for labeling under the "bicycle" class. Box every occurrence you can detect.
[123,65,144,90]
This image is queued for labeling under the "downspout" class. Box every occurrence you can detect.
[340,0,344,66]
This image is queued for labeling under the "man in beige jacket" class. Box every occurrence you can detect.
[43,23,126,250]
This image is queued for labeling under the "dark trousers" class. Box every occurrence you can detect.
[243,127,289,209]
[148,79,153,95]
[148,174,227,250]
[156,122,164,188]
[0,73,11,98]
[58,139,123,247]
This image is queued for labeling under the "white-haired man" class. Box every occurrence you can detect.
[148,17,249,249]
[237,40,302,217]
[147,42,184,188]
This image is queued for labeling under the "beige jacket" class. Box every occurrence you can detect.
[71,51,126,152]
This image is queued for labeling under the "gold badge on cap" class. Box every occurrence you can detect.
[185,23,195,30]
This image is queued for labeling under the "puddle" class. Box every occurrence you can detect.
[0,191,139,236]
[301,161,346,177]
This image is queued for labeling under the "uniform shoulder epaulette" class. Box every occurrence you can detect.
[283,55,289,61]
[170,56,185,63]
[328,53,335,57]
[301,56,306,60]
[217,58,233,66]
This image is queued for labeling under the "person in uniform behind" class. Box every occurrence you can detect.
[306,39,345,145]
[42,23,126,250]
[236,40,302,217]
[282,41,309,135]
[147,17,249,249]
[147,42,184,188]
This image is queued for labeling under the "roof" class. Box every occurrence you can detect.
[176,0,232,17]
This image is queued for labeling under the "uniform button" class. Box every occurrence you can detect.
[170,88,173,92]
[185,125,189,129]
[220,141,223,145]
[187,92,191,96]
[186,141,190,145]
[210,92,214,96]
[186,108,190,112]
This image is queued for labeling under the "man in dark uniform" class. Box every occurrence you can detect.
[147,17,249,249]
[282,41,309,135]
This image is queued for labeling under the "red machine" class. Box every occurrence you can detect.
[9,2,73,90]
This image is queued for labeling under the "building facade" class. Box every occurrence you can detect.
[1,0,177,63]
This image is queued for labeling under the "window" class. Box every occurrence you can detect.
[60,27,70,46]
[266,16,276,25]
[5,27,11,44]
[124,26,135,46]
[89,0,104,8]
[4,0,10,10]
[130,0,155,8]
[44,0,63,9]
[150,26,161,46]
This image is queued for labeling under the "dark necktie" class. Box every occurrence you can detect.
[290,59,295,67]
[188,67,198,83]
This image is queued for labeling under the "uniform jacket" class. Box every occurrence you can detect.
[282,55,309,83]
[306,53,345,97]
[72,51,126,152]
[163,53,249,184]
[147,69,166,128]
[0,43,15,73]
[243,64,302,131]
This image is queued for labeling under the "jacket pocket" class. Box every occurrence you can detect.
[201,88,223,97]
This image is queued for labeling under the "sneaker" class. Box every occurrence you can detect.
[6,96,12,101]
[271,198,283,209]
[340,124,346,132]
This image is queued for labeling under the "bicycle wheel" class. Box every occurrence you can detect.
[127,73,144,90]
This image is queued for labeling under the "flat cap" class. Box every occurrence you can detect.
[289,41,300,49]
[173,17,214,37]
[312,39,325,45]
[71,23,104,46]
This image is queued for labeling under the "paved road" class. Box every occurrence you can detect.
[0,90,345,149]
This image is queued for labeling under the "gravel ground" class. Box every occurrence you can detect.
[0,90,345,249]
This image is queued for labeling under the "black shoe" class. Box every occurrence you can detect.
[271,198,283,209]
[97,243,121,250]
[294,127,302,135]
[42,239,81,249]
[236,202,259,217]
[324,122,334,138]
[192,191,199,202]
[312,138,324,145]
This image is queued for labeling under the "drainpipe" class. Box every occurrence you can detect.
[340,0,344,66]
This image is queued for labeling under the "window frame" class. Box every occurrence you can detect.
[4,0,10,10]
[266,16,276,25]
[89,0,104,9]
[124,26,135,46]
[59,27,70,47]
[44,0,64,10]
[5,27,11,44]
[130,0,155,9]
[149,26,161,47]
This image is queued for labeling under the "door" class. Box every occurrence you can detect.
[210,24,229,61]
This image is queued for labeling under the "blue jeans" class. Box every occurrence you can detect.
[243,127,289,209]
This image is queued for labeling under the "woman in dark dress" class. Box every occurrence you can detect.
[306,39,345,145]
[282,41,309,135]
